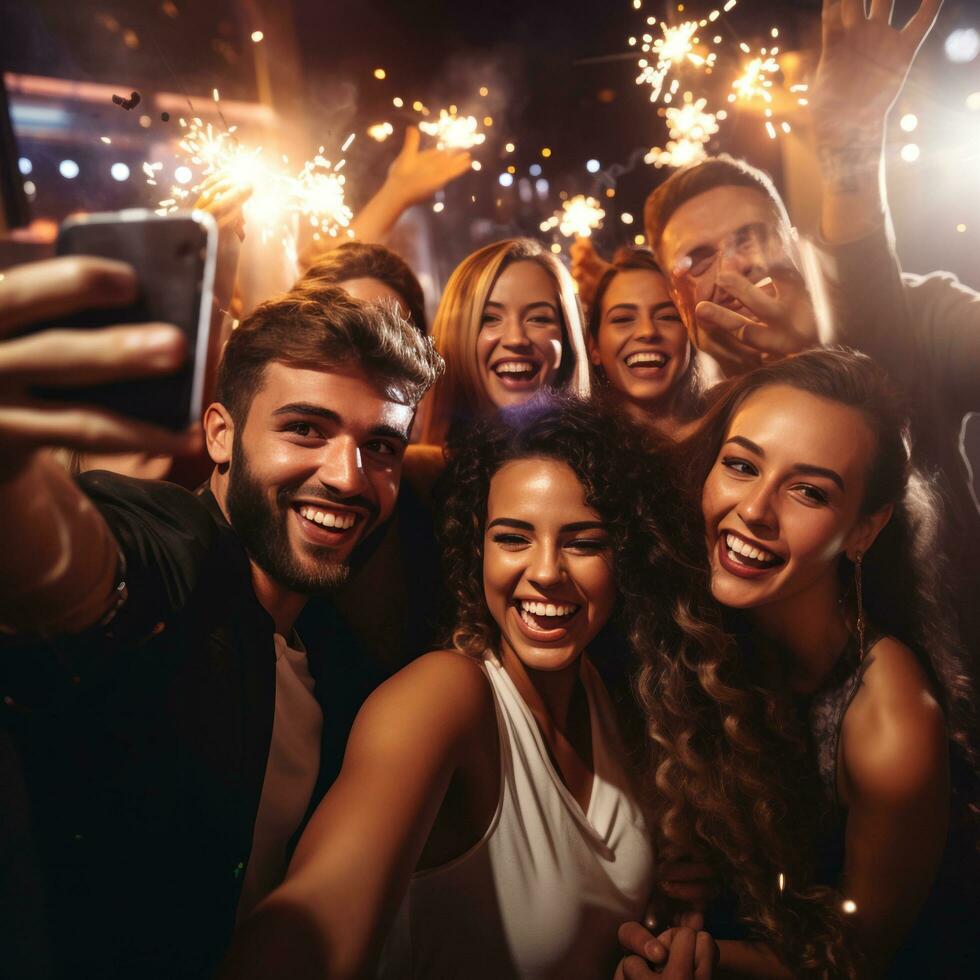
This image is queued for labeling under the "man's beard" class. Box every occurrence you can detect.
[225,441,351,595]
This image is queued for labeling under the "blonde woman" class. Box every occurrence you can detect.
[419,238,591,445]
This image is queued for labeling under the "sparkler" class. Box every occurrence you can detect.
[418,108,487,150]
[557,195,605,238]
[147,113,354,242]
[630,3,736,104]
[729,47,780,106]
[728,41,808,139]
[646,93,726,169]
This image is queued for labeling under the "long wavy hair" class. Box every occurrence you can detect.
[586,247,706,424]
[420,239,591,445]
[641,348,977,976]
[436,393,725,762]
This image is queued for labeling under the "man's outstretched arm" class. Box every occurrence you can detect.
[0,257,198,634]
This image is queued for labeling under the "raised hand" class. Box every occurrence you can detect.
[694,266,819,363]
[0,257,200,471]
[810,0,942,166]
[193,173,253,242]
[385,125,472,208]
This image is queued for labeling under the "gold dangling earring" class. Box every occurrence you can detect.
[854,551,865,660]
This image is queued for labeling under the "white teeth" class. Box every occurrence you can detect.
[725,532,777,564]
[494,361,536,375]
[298,506,356,530]
[519,600,577,618]
[625,351,667,368]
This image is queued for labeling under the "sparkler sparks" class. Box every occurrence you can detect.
[557,195,605,238]
[646,92,726,169]
[729,48,780,106]
[148,114,354,243]
[418,108,487,150]
[630,3,736,104]
[728,40,807,139]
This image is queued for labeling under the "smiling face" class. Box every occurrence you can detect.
[475,260,565,408]
[659,186,793,334]
[701,384,882,613]
[217,361,414,594]
[591,268,690,412]
[483,457,616,674]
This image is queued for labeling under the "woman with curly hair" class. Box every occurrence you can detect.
[621,348,977,977]
[219,395,719,980]
[586,248,705,440]
[419,238,591,445]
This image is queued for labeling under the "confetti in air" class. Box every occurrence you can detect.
[418,108,487,150]
[111,90,141,110]
[557,195,605,238]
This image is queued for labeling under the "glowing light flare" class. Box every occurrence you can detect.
[729,53,780,105]
[557,195,605,238]
[250,30,264,43]
[841,899,857,915]
[418,109,487,150]
[646,136,706,168]
[367,122,394,142]
[148,117,355,240]
[646,93,726,169]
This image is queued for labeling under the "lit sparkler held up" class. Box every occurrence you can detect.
[558,194,605,239]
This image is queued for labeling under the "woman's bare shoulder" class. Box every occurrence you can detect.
[842,637,947,801]
[354,649,495,742]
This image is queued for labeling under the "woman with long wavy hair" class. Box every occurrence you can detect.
[623,348,977,978]
[419,238,591,445]
[219,395,721,980]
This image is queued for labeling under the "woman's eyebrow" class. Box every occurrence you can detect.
[560,521,605,533]
[724,436,846,492]
[487,518,533,531]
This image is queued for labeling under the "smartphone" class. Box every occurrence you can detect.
[42,209,218,430]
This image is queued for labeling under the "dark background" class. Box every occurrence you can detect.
[3,0,979,286]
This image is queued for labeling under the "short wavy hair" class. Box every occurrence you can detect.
[216,284,443,426]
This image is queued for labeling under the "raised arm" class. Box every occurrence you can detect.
[0,257,198,634]
[811,0,941,247]
[300,126,471,271]
[218,650,496,980]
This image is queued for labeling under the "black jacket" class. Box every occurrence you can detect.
[0,472,385,980]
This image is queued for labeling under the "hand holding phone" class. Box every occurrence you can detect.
[0,255,202,472]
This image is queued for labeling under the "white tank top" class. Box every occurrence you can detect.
[379,654,655,979]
